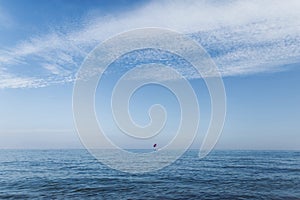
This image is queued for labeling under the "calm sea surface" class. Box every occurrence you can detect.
[0,150,299,199]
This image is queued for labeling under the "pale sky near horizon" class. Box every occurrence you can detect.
[0,0,299,150]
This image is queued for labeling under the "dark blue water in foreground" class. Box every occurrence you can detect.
[0,150,299,199]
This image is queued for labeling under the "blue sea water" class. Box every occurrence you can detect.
[0,150,299,199]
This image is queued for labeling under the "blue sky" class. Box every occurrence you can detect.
[0,0,299,149]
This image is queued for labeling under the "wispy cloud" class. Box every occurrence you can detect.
[0,0,299,88]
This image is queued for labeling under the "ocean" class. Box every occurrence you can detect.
[0,150,299,199]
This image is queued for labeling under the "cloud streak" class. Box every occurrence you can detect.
[0,0,300,88]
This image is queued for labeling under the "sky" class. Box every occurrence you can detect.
[0,0,299,150]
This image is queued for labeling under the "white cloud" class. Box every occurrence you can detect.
[0,73,45,89]
[0,0,300,88]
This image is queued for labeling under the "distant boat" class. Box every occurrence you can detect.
[153,143,157,151]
